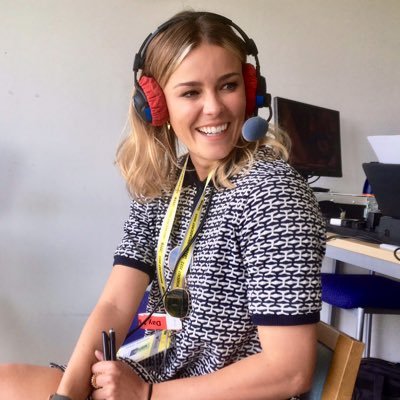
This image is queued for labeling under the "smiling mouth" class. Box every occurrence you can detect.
[196,123,228,136]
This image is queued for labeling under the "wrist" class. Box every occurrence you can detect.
[48,394,72,400]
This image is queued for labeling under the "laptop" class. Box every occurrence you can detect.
[362,162,400,219]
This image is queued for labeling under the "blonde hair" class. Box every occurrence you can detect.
[116,11,289,201]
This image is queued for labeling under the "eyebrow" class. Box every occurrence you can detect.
[172,72,241,89]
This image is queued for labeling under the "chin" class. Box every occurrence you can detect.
[205,150,232,163]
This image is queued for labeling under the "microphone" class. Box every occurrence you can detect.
[241,116,269,142]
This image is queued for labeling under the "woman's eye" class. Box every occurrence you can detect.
[221,82,238,91]
[181,90,199,98]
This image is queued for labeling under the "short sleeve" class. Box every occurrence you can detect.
[239,166,325,326]
[113,200,157,281]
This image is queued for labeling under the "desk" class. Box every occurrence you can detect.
[322,236,400,326]
[325,235,400,279]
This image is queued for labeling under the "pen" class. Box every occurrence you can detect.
[102,330,111,361]
[101,329,117,361]
[109,329,116,361]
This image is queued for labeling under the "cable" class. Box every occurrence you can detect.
[326,234,351,242]
[394,247,400,262]
[326,232,382,244]
[307,175,321,184]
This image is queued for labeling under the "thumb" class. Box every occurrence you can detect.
[94,349,104,361]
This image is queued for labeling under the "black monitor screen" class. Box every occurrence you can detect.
[274,97,342,178]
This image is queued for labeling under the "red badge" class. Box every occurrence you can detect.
[138,313,167,330]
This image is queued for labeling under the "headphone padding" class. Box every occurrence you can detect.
[138,76,169,126]
[242,63,258,117]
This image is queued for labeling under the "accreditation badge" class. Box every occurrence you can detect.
[138,312,182,330]
[117,330,172,361]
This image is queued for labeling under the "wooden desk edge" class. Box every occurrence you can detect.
[326,233,400,265]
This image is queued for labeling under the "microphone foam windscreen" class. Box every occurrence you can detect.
[241,116,269,142]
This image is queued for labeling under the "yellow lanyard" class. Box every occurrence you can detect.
[156,158,214,296]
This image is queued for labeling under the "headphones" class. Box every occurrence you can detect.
[132,12,272,127]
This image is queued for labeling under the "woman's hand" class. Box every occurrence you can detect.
[91,350,149,400]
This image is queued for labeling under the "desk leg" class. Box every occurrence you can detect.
[321,257,338,325]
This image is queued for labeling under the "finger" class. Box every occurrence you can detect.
[94,349,104,361]
[91,372,103,390]
[91,351,105,374]
[91,386,107,400]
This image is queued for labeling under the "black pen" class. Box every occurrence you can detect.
[109,328,116,361]
[102,330,111,361]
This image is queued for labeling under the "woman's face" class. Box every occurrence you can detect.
[163,43,246,180]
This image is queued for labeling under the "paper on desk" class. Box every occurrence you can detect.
[367,135,400,164]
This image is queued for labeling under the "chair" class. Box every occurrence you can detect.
[321,272,400,357]
[306,321,364,400]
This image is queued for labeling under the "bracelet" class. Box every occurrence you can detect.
[48,395,72,400]
[147,383,153,400]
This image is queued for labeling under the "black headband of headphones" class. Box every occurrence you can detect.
[133,12,261,81]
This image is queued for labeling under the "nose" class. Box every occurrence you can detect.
[202,90,224,116]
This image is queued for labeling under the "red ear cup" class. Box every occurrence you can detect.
[138,76,169,126]
[242,63,258,117]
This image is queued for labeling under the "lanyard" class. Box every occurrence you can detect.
[156,158,214,297]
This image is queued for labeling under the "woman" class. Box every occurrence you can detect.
[0,11,325,400]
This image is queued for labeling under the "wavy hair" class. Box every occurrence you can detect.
[116,11,290,201]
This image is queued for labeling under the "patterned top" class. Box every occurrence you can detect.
[113,145,325,382]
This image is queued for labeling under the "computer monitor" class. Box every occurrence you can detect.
[274,97,342,179]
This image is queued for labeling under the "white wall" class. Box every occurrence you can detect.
[1,0,399,365]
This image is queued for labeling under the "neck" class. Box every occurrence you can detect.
[194,166,212,182]
[190,159,215,182]
[196,169,210,182]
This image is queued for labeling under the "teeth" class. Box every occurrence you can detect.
[198,123,228,135]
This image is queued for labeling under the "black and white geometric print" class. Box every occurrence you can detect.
[113,145,326,382]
